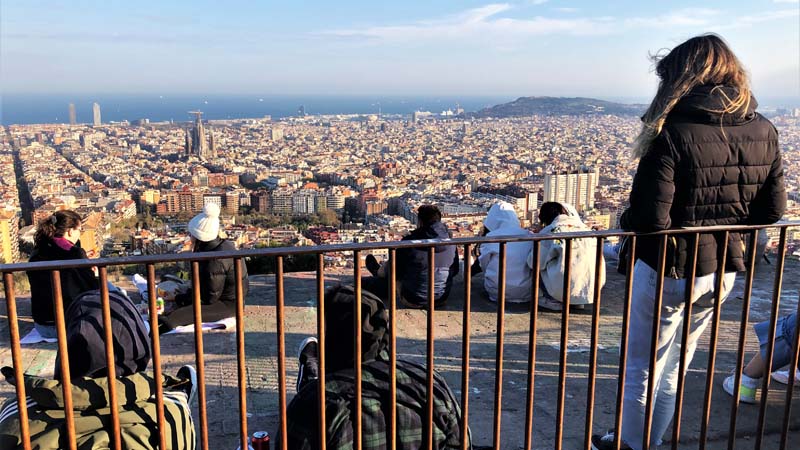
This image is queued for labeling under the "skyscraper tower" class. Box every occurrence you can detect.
[92,102,101,126]
[184,130,193,158]
[188,111,208,160]
[298,105,306,117]
[209,131,217,158]
[68,103,76,125]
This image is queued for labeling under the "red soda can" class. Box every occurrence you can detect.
[251,431,270,450]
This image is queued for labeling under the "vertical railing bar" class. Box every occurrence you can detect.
[583,237,605,450]
[779,290,800,450]
[524,241,541,450]
[755,227,788,448]
[51,270,78,450]
[700,231,729,447]
[191,261,209,450]
[389,249,397,450]
[234,258,249,450]
[3,272,32,450]
[98,267,122,450]
[426,247,436,450]
[146,264,167,450]
[276,256,288,450]
[726,230,757,450]
[642,235,668,450]
[671,233,700,450]
[492,242,507,450]
[555,238,573,450]
[317,254,328,450]
[614,235,637,450]
[353,250,363,450]
[460,244,472,450]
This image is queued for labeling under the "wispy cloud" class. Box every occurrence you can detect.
[527,0,550,5]
[773,0,799,4]
[319,4,797,45]
[554,7,580,13]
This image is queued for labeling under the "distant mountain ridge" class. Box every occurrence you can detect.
[471,96,646,118]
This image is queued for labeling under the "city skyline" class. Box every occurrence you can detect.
[1,1,798,98]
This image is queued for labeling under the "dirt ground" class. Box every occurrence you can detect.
[2,257,799,449]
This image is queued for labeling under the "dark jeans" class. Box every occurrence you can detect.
[158,291,236,333]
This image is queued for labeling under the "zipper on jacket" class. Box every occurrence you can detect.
[668,236,680,279]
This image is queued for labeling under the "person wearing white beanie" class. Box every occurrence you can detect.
[188,203,221,242]
[159,202,249,332]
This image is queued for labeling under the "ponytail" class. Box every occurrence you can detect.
[34,210,82,248]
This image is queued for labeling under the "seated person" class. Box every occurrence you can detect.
[159,203,249,332]
[0,289,197,449]
[26,210,99,339]
[477,201,534,303]
[723,312,799,403]
[284,285,470,449]
[363,205,459,308]
[530,202,605,311]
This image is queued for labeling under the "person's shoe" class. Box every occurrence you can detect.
[365,254,381,277]
[771,369,800,385]
[723,373,760,404]
[398,295,427,310]
[176,365,197,405]
[538,295,563,312]
[296,337,319,392]
[590,430,632,450]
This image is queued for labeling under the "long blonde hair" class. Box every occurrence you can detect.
[633,34,751,158]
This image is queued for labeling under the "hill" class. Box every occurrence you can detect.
[471,96,645,118]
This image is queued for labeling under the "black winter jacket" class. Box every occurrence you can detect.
[27,240,99,326]
[396,221,460,305]
[621,85,786,278]
[195,238,249,304]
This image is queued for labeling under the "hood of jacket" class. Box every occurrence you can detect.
[404,221,452,253]
[669,85,758,126]
[541,203,588,234]
[483,202,523,234]
[19,371,158,411]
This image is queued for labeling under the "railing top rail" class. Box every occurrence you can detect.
[2,221,798,272]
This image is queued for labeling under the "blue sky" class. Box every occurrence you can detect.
[1,0,798,100]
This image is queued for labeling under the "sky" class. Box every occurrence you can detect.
[1,0,799,101]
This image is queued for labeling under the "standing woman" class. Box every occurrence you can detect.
[27,210,99,339]
[158,203,249,332]
[591,34,786,450]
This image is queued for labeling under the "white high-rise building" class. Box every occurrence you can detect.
[92,102,101,126]
[543,167,599,213]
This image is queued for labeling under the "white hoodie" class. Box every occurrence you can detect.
[478,202,534,303]
[529,203,605,305]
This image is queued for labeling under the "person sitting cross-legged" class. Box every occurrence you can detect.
[283,284,470,450]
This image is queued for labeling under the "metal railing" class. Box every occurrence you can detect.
[2,222,800,450]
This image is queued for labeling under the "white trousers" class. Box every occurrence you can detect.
[621,260,736,450]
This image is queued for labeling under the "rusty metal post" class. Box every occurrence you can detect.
[52,270,78,450]
[755,227,788,448]
[583,237,604,450]
[642,235,668,450]
[555,238,572,450]
[276,256,288,450]
[145,264,167,450]
[524,241,541,450]
[316,254,328,450]
[426,247,436,450]
[98,267,122,450]
[493,243,507,450]
[614,235,636,450]
[460,244,472,450]
[191,261,209,450]
[3,272,32,450]
[389,249,397,450]
[353,250,363,450]
[234,258,249,450]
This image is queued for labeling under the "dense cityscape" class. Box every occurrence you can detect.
[2,103,800,267]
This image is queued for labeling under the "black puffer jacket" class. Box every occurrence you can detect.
[196,238,249,304]
[621,85,786,278]
[396,221,460,304]
[27,240,99,326]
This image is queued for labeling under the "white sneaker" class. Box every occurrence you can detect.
[771,369,800,385]
[723,373,760,404]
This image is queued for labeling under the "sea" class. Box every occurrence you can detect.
[0,94,513,126]
[3,94,797,126]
